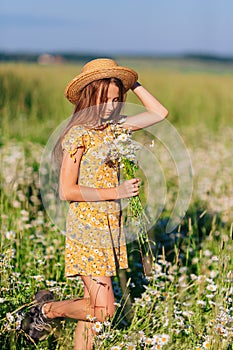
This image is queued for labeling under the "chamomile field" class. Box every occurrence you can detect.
[0,59,233,350]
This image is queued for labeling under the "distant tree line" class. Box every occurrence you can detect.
[182,53,233,63]
[0,51,233,63]
[0,52,106,63]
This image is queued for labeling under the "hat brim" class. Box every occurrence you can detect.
[65,67,138,104]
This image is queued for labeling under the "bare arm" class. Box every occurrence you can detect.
[122,82,168,131]
[59,148,140,202]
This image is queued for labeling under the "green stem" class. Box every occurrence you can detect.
[121,157,153,267]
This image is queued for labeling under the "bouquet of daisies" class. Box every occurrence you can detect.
[104,122,152,268]
[104,123,139,166]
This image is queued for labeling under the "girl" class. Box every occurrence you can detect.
[26,58,168,349]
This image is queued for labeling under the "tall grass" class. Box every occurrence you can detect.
[1,61,233,144]
[0,61,233,349]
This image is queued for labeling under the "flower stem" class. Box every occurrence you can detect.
[121,157,153,268]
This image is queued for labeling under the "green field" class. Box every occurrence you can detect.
[0,60,233,349]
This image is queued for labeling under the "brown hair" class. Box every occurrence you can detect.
[53,77,125,166]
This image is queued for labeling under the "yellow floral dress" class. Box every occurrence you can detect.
[62,124,128,277]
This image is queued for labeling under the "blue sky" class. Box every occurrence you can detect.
[0,0,232,56]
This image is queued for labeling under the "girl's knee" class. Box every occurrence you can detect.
[92,302,115,322]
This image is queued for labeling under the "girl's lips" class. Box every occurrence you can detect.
[101,110,113,118]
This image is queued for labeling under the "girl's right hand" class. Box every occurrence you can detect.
[116,178,140,199]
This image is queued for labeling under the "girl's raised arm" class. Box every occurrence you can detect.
[59,148,140,202]
[122,82,168,131]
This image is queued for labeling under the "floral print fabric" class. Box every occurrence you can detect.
[62,124,128,277]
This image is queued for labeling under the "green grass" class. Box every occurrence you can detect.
[0,61,233,349]
[1,61,233,144]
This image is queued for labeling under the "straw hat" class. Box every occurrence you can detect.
[65,58,138,104]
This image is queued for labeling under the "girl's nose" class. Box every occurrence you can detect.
[106,102,114,111]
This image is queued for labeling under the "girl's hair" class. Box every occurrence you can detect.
[52,77,125,167]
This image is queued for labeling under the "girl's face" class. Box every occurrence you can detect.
[98,82,120,120]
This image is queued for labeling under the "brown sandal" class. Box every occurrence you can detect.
[21,290,58,342]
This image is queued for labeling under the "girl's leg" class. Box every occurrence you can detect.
[81,276,116,322]
[43,276,115,349]
[74,276,115,350]
[74,284,93,350]
[43,276,115,321]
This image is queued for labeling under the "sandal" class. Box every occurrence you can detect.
[21,289,58,342]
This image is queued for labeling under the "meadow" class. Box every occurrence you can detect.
[0,59,233,350]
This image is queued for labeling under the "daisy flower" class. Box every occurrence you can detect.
[6,313,14,323]
[86,314,96,322]
[138,330,146,342]
[5,230,16,240]
[203,339,211,349]
[152,344,162,350]
[197,300,206,307]
[46,280,57,287]
[117,133,128,142]
[152,334,160,343]
[126,343,136,350]
[158,333,170,345]
[206,284,217,292]
[32,275,44,282]
[153,263,162,274]
[92,321,102,333]
[145,337,154,345]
